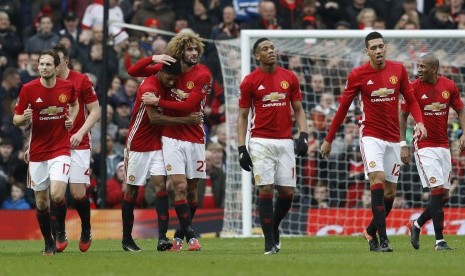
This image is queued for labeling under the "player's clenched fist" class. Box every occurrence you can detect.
[238,145,253,172]
[141,92,160,106]
[295,132,309,156]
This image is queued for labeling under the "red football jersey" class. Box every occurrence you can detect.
[67,70,99,150]
[238,66,303,139]
[15,78,77,162]
[126,75,164,151]
[159,64,211,144]
[326,60,423,143]
[128,58,211,144]
[402,76,464,149]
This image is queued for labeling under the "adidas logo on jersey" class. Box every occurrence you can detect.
[258,85,265,90]
[421,94,428,99]
[36,98,43,103]
[367,80,374,85]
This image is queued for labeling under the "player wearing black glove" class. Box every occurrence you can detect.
[295,132,308,156]
[238,145,253,171]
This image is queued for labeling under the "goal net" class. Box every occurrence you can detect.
[215,30,465,237]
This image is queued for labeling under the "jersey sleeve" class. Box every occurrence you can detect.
[14,86,29,115]
[325,70,359,142]
[451,82,464,112]
[238,75,253,108]
[399,67,423,123]
[290,71,303,102]
[127,57,161,77]
[81,76,99,104]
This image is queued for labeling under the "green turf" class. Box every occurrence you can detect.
[1,236,464,275]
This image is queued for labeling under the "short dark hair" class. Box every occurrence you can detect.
[40,49,60,66]
[252,38,271,53]
[421,53,439,70]
[52,43,70,60]
[2,67,19,80]
[365,31,384,48]
[161,59,182,75]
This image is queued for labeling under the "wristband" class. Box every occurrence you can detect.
[400,141,408,147]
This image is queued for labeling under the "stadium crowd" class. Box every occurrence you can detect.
[1,0,465,210]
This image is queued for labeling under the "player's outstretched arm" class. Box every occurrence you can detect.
[457,108,465,150]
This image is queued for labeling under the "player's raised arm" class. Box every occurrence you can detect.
[127,57,161,77]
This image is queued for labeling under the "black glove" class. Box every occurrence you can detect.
[238,145,253,171]
[295,132,309,157]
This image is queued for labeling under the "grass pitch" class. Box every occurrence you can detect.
[1,236,464,275]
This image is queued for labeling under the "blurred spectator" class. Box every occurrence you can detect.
[207,142,226,171]
[311,182,330,208]
[114,102,132,145]
[130,0,176,33]
[24,15,59,53]
[119,37,145,80]
[174,15,190,33]
[90,105,119,154]
[59,11,81,45]
[151,37,168,56]
[16,52,29,71]
[1,182,30,210]
[394,11,420,29]
[232,0,259,22]
[105,161,125,209]
[211,5,240,40]
[190,0,216,39]
[107,75,123,107]
[83,43,118,93]
[19,52,40,84]
[120,0,143,22]
[116,77,139,108]
[274,0,302,29]
[197,149,226,208]
[80,0,127,46]
[450,0,464,22]
[457,10,465,29]
[0,11,23,68]
[373,17,386,29]
[421,4,455,29]
[210,123,227,149]
[334,20,351,29]
[139,18,162,55]
[1,68,21,123]
[318,0,345,29]
[93,134,123,182]
[243,0,281,29]
[0,136,21,184]
[357,7,376,29]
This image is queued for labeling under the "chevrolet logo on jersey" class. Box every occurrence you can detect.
[424,102,446,111]
[371,88,395,98]
[40,106,64,115]
[263,92,286,102]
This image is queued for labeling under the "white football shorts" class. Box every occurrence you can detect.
[69,149,91,184]
[28,155,71,191]
[360,136,401,183]
[414,147,451,189]
[124,149,166,186]
[248,137,296,187]
[162,136,206,179]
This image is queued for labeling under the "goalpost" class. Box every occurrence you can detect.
[215,30,465,237]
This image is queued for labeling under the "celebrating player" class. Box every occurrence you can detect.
[400,54,465,251]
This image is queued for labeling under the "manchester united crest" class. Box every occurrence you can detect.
[129,175,135,182]
[280,81,289,89]
[429,177,436,184]
[166,164,172,171]
[58,94,67,103]
[186,81,194,89]
[254,175,260,184]
[369,161,376,168]
[389,76,398,85]
[442,91,450,99]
